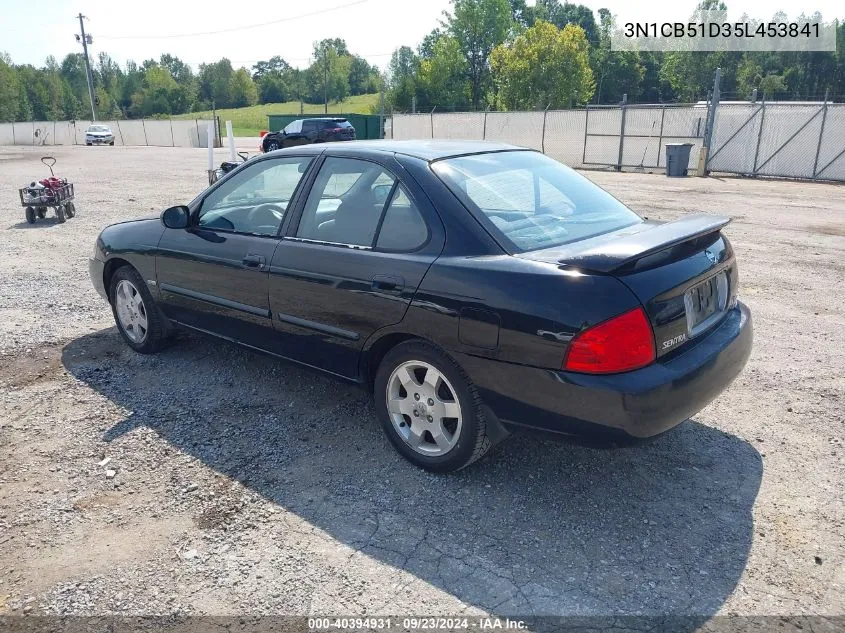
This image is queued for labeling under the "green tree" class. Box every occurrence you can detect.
[387,46,420,110]
[445,0,513,108]
[306,43,350,104]
[417,35,471,108]
[491,20,594,109]
[198,59,234,108]
[533,0,597,43]
[0,57,21,121]
[348,56,374,95]
[229,68,258,107]
[591,8,644,103]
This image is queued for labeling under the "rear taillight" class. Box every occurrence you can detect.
[563,307,655,374]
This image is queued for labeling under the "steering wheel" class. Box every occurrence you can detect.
[246,203,286,231]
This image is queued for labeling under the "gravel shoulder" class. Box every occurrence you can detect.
[0,145,842,618]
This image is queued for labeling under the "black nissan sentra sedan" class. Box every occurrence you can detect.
[89,141,752,472]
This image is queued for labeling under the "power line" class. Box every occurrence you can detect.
[97,0,369,40]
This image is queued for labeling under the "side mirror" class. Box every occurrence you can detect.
[161,205,190,229]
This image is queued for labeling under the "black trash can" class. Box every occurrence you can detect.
[665,143,694,177]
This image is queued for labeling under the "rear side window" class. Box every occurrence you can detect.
[376,186,428,251]
[433,151,641,252]
[297,157,395,246]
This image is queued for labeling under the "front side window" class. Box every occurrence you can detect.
[432,151,641,252]
[283,120,303,135]
[198,156,312,236]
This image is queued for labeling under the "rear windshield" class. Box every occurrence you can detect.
[325,120,352,129]
[432,151,641,252]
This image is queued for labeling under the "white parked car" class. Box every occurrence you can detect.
[85,124,115,146]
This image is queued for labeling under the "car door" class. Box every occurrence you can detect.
[156,155,314,349]
[284,120,315,148]
[268,153,444,379]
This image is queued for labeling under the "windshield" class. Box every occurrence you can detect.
[88,125,110,133]
[432,151,641,252]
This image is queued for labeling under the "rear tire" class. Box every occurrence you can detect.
[56,205,66,223]
[36,207,47,219]
[374,341,492,472]
[86,142,92,146]
[109,141,115,146]
[109,266,169,354]
[65,202,76,218]
[25,207,36,224]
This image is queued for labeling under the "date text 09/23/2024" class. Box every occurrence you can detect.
[308,617,527,630]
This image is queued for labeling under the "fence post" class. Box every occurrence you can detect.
[11,123,14,145]
[482,107,489,140]
[752,97,766,175]
[170,118,175,147]
[582,108,589,165]
[430,106,436,139]
[616,94,628,171]
[141,118,149,145]
[53,121,56,146]
[32,121,35,146]
[657,106,666,166]
[812,89,829,179]
[702,67,721,175]
[115,120,125,146]
[541,104,550,154]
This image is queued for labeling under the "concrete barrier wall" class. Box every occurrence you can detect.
[392,103,845,181]
[0,119,215,148]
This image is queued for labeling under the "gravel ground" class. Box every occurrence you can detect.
[0,144,843,620]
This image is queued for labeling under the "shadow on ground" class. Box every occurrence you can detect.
[62,329,762,620]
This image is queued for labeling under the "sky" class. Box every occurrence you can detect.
[0,0,841,73]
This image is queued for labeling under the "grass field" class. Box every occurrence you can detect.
[174,94,380,136]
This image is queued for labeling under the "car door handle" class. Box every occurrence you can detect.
[372,275,404,293]
[242,254,266,270]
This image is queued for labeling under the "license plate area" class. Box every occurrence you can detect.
[684,271,728,337]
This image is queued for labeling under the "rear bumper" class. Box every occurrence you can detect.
[457,302,753,440]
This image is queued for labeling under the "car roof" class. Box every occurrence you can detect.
[271,140,526,162]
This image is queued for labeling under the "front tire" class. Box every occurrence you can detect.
[264,138,279,152]
[56,205,66,223]
[109,266,169,354]
[25,207,36,224]
[65,202,76,218]
[374,341,491,472]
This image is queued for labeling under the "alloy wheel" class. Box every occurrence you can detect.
[386,360,463,456]
[114,280,149,344]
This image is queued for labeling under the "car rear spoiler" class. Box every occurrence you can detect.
[555,214,731,274]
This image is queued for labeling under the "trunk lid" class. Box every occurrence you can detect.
[519,214,739,358]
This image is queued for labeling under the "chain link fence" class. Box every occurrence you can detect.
[0,118,218,148]
[390,102,845,182]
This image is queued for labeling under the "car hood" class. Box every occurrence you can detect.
[99,217,164,253]
[87,131,113,136]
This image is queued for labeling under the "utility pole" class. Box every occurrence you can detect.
[75,14,97,121]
